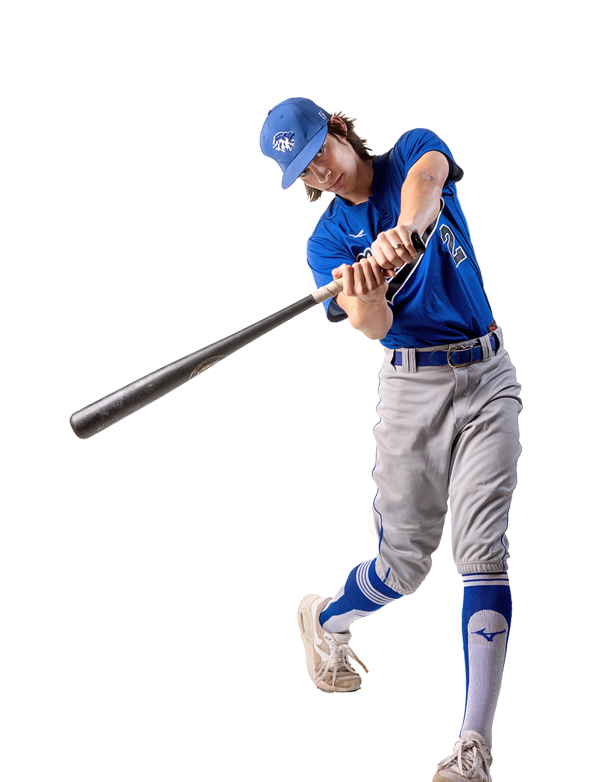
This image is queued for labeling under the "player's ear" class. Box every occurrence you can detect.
[330,115,348,135]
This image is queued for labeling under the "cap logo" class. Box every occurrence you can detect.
[273,131,295,153]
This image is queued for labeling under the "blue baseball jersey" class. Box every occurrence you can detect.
[307,128,496,349]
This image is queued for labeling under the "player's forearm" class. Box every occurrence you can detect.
[346,296,393,340]
[398,169,444,233]
[334,258,392,340]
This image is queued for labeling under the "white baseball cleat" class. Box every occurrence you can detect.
[297,594,367,693]
[433,731,493,782]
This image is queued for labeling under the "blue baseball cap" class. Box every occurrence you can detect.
[260,97,331,189]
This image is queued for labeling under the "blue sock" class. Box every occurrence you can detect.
[461,572,512,748]
[319,559,402,634]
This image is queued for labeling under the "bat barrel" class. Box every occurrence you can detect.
[70,293,317,439]
[69,232,428,439]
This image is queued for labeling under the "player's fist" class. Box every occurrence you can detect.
[332,257,388,302]
[370,223,420,272]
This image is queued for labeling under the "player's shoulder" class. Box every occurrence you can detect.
[316,195,342,224]
[392,127,447,152]
[388,128,463,182]
[380,128,445,172]
[401,126,440,138]
[373,147,393,168]
[308,197,343,243]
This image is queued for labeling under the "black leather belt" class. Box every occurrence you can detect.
[392,333,500,368]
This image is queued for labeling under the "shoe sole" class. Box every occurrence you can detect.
[297,594,360,694]
[433,771,491,782]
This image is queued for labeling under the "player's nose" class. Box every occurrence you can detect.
[313,165,330,184]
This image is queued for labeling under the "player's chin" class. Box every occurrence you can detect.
[338,178,357,196]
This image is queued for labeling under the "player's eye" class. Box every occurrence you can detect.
[300,147,325,178]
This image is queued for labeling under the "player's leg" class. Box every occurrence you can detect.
[372,351,459,596]
[460,572,512,744]
[299,352,456,693]
[319,558,402,632]
[298,560,402,693]
[435,338,521,780]
[434,573,512,782]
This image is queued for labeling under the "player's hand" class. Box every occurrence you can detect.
[370,223,420,275]
[332,257,389,303]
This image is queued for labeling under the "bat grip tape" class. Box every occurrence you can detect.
[312,279,343,304]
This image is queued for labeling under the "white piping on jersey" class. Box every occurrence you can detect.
[388,198,445,305]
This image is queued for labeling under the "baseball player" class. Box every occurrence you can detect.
[260,98,522,782]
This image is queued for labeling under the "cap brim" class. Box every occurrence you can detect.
[281,124,329,190]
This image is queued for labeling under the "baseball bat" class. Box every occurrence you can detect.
[70,232,426,439]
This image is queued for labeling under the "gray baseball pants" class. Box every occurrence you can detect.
[372,328,522,596]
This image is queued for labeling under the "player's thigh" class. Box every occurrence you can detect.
[449,353,522,570]
[450,352,522,493]
[373,360,457,531]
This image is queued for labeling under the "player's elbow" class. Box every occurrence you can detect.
[349,308,392,341]
[407,150,449,190]
[362,325,390,341]
[407,168,444,199]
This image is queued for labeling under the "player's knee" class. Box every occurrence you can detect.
[396,570,430,596]
[375,555,432,596]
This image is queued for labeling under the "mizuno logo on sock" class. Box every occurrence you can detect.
[472,628,507,642]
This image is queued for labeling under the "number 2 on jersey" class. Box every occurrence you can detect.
[440,224,466,267]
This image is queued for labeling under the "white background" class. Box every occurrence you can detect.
[1,1,598,780]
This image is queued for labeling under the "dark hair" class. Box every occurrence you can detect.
[304,112,374,202]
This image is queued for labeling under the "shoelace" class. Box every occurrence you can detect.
[437,735,492,777]
[315,640,368,687]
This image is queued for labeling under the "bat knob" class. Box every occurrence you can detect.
[411,232,426,254]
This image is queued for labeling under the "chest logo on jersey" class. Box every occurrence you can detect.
[440,224,467,267]
[355,247,373,262]
[348,229,366,239]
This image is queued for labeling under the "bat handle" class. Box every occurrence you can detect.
[312,277,343,304]
[410,231,426,254]
[311,232,426,304]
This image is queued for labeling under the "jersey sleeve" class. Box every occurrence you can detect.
[390,128,464,185]
[307,233,353,322]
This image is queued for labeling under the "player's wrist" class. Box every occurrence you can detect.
[354,290,387,308]
[396,219,420,235]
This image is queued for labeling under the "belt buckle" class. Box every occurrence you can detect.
[448,343,474,368]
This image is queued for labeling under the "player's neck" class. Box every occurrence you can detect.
[340,157,374,206]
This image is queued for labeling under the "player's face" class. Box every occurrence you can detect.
[299,131,370,204]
